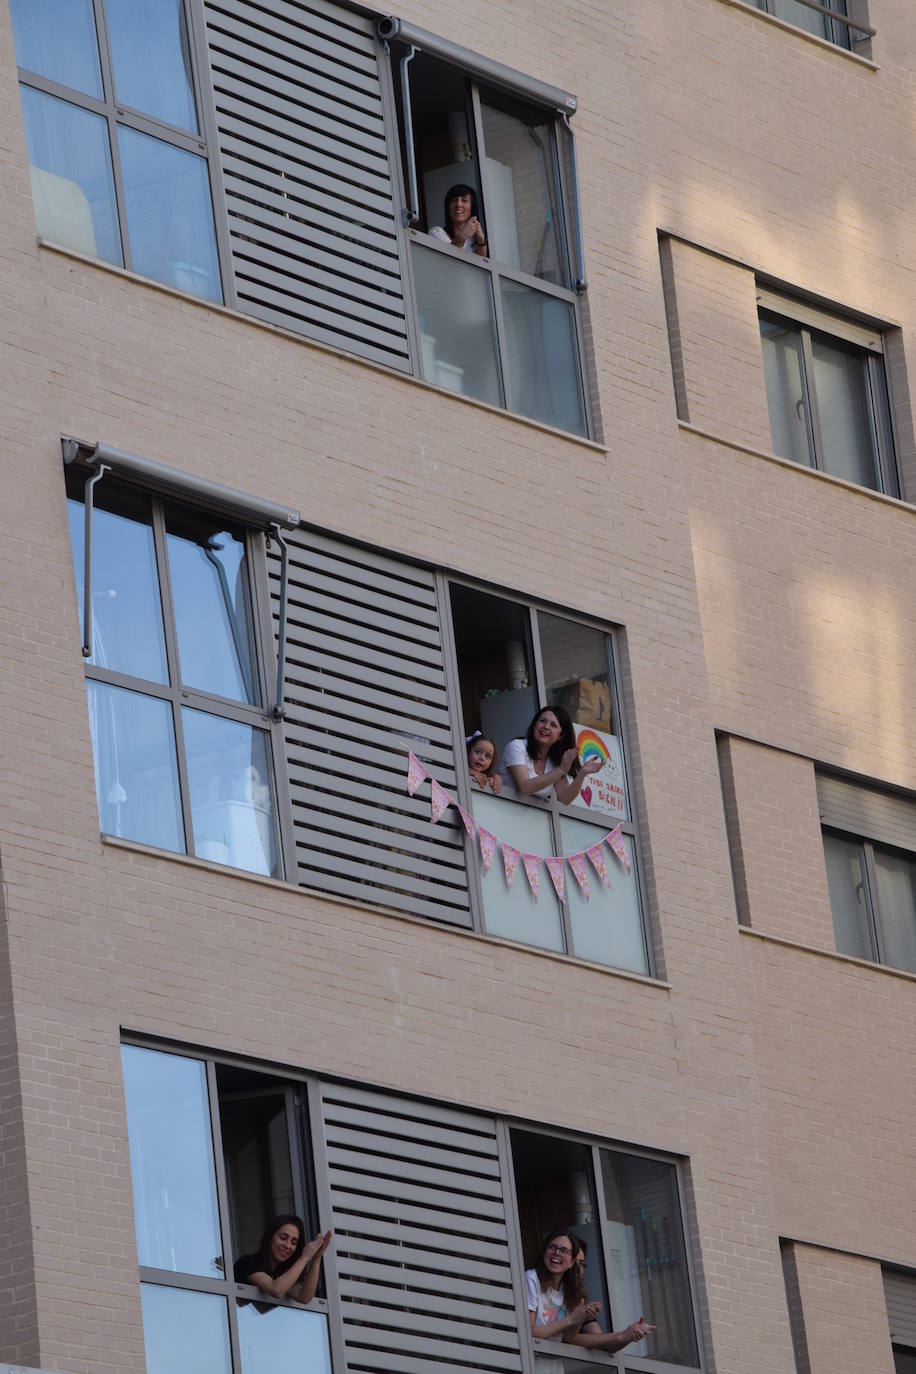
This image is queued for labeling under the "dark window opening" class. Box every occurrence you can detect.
[450,583,536,756]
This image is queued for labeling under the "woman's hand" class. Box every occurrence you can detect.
[303,1230,333,1265]
[582,757,602,776]
[623,1316,655,1341]
[560,747,579,773]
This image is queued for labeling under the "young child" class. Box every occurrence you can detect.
[466,731,502,794]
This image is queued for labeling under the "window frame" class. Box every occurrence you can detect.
[750,0,871,49]
[757,290,901,497]
[823,825,916,970]
[67,468,295,878]
[438,573,653,975]
[14,0,231,293]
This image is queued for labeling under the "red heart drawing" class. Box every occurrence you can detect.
[581,785,593,807]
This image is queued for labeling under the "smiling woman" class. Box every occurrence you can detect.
[233,1216,332,1305]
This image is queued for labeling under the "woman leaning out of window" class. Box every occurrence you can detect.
[526,1229,597,1341]
[233,1214,333,1303]
[498,706,601,803]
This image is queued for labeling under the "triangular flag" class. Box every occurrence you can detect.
[523,853,542,902]
[456,804,476,838]
[430,778,452,824]
[586,842,611,888]
[606,825,632,874]
[567,852,590,901]
[501,843,520,889]
[478,827,497,873]
[406,751,427,796]
[545,855,566,903]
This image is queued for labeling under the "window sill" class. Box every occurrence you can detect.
[739,924,916,985]
[37,237,606,455]
[677,420,915,515]
[100,834,671,991]
[712,0,878,69]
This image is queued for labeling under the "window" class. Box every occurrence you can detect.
[389,39,589,436]
[818,775,916,973]
[12,0,223,300]
[885,1268,916,1372]
[64,444,292,879]
[122,1041,704,1374]
[747,0,870,49]
[758,290,899,495]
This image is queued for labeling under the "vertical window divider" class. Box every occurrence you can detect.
[305,1078,349,1374]
[205,1058,244,1370]
[151,497,195,856]
[495,1120,538,1374]
[798,327,825,470]
[529,608,578,955]
[860,839,885,963]
[866,352,900,497]
[187,0,238,309]
[90,0,132,271]
[590,1142,624,1333]
[470,82,513,412]
[377,35,421,373]
[249,528,294,883]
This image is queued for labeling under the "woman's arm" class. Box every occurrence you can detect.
[508,747,579,797]
[554,757,602,805]
[289,1232,333,1304]
[528,1302,592,1341]
[568,1316,655,1353]
[242,1232,333,1302]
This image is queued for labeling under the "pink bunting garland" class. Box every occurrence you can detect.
[567,852,590,901]
[478,827,497,873]
[456,805,476,838]
[406,751,427,797]
[586,842,612,888]
[545,856,566,903]
[501,843,520,889]
[429,778,452,825]
[607,825,632,874]
[522,853,542,902]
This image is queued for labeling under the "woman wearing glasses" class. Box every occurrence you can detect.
[525,1230,597,1341]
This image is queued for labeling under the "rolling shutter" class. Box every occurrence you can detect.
[271,530,471,924]
[319,1081,525,1374]
[203,0,411,369]
[816,774,916,852]
[885,1269,916,1347]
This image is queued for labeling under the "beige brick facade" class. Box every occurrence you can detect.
[0,0,913,1372]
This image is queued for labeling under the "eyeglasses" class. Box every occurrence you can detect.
[545,1243,573,1257]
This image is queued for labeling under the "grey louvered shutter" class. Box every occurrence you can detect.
[202,0,411,369]
[319,1081,525,1374]
[817,774,916,852]
[885,1269,916,1347]
[271,530,471,924]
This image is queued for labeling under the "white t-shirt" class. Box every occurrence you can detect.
[428,226,476,251]
[526,1269,567,1334]
[498,737,556,799]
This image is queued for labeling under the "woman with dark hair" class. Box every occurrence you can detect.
[233,1214,332,1303]
[525,1230,596,1341]
[569,1235,656,1353]
[428,183,487,256]
[498,705,601,803]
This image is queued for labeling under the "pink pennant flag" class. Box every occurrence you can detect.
[456,804,476,839]
[545,855,566,903]
[406,751,427,796]
[606,825,632,874]
[478,827,497,873]
[501,843,520,889]
[430,778,453,825]
[567,852,590,901]
[523,853,542,902]
[586,842,612,888]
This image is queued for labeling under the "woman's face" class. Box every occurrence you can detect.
[542,1234,575,1279]
[468,740,495,773]
[534,710,562,750]
[449,192,473,226]
[270,1223,300,1266]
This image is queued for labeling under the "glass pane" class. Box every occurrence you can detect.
[874,845,916,974]
[140,1285,230,1374]
[600,1151,699,1367]
[472,791,564,951]
[118,126,221,301]
[539,613,627,820]
[810,334,880,489]
[760,316,811,465]
[86,682,183,851]
[122,1047,223,1276]
[500,279,586,436]
[219,1084,295,1259]
[10,0,102,96]
[166,509,257,703]
[20,85,121,265]
[67,490,167,682]
[560,818,647,973]
[182,710,280,877]
[871,355,899,497]
[411,242,501,406]
[106,0,198,132]
[479,92,568,286]
[769,0,831,41]
[238,1305,332,1374]
[823,832,872,960]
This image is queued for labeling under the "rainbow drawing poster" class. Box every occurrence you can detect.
[572,723,627,819]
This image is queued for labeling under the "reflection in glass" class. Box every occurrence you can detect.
[10,0,102,96]
[810,335,879,489]
[412,243,501,407]
[238,1304,332,1374]
[20,85,121,264]
[480,93,568,286]
[118,126,221,301]
[67,493,167,683]
[166,511,256,703]
[122,1047,223,1277]
[86,682,183,851]
[600,1150,699,1367]
[182,711,279,877]
[823,833,872,960]
[760,317,810,465]
[560,818,647,973]
[106,0,198,133]
[769,0,837,43]
[472,792,563,951]
[874,845,916,974]
[141,1285,231,1374]
[539,613,612,735]
[500,279,586,435]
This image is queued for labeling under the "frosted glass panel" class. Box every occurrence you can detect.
[412,243,501,406]
[473,792,563,951]
[141,1286,230,1374]
[238,1305,332,1374]
[560,818,647,973]
[500,279,586,435]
